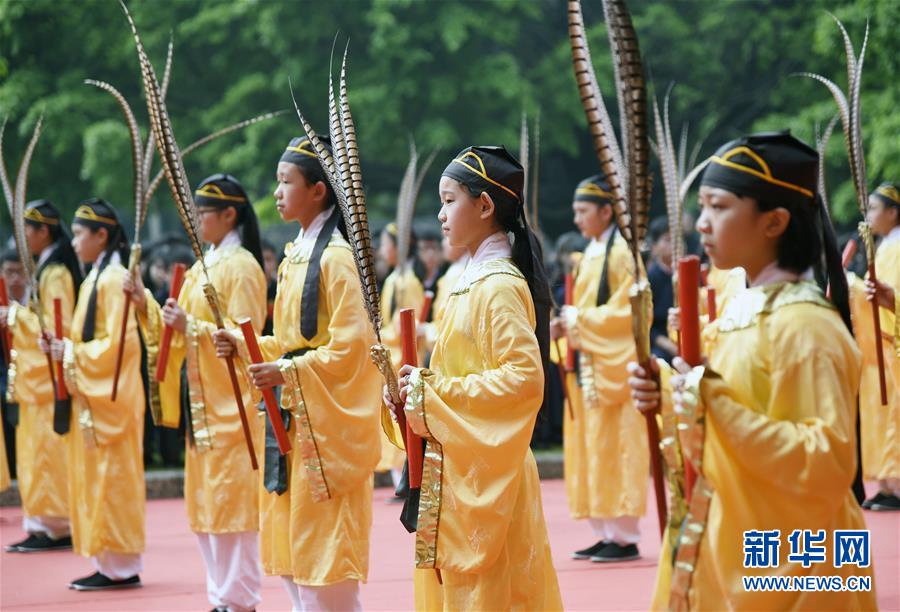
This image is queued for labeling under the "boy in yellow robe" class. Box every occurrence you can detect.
[49,199,146,590]
[554,175,648,563]
[388,145,562,611]
[127,174,266,611]
[2,200,81,553]
[629,132,877,610]
[215,136,382,611]
[857,181,900,511]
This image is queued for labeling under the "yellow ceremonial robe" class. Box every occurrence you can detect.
[0,415,8,491]
[376,266,425,472]
[7,263,75,522]
[850,238,900,484]
[140,244,265,534]
[250,232,381,585]
[565,232,648,519]
[405,257,562,611]
[64,260,145,557]
[656,281,876,610]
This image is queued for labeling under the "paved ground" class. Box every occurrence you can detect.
[1,479,897,611]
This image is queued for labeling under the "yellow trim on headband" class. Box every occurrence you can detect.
[876,185,900,205]
[24,207,59,225]
[451,152,520,201]
[710,146,814,198]
[576,183,612,199]
[75,205,117,226]
[286,140,317,158]
[195,184,247,203]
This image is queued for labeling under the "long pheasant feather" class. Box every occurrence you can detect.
[84,80,145,240]
[143,110,288,213]
[0,119,15,214]
[567,0,631,242]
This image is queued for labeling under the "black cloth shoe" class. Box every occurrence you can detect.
[861,492,886,509]
[69,572,142,591]
[17,534,72,552]
[870,494,900,511]
[572,539,609,560]
[5,534,41,552]
[591,542,641,563]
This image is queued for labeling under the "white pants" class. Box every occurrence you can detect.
[281,576,361,612]
[879,478,900,496]
[22,515,70,539]
[92,551,143,580]
[196,531,261,612]
[588,516,641,545]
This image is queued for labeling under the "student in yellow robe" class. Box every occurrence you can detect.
[376,222,425,487]
[215,136,382,612]
[386,145,562,611]
[48,198,146,591]
[629,132,877,610]
[857,181,900,511]
[553,175,647,563]
[0,249,30,494]
[125,174,267,611]
[1,200,82,553]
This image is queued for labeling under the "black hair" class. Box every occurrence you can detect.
[1,248,19,265]
[648,216,670,245]
[294,164,349,242]
[754,195,851,333]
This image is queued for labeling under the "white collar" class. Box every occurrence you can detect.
[585,224,615,257]
[205,229,241,265]
[37,244,55,268]
[289,208,337,259]
[94,249,121,271]
[455,232,511,291]
[882,225,900,246]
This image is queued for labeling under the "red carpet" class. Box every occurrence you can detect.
[1,480,897,610]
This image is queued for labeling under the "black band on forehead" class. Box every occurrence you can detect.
[441,145,523,211]
[873,182,900,208]
[195,173,250,209]
[701,131,817,208]
[574,174,613,205]
[24,199,60,226]
[73,197,121,230]
[280,135,332,171]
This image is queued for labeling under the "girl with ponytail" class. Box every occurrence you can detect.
[385,145,561,610]
[555,175,648,563]
[124,173,267,612]
[627,131,876,610]
[49,197,146,590]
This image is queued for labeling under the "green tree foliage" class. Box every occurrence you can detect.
[1,0,897,245]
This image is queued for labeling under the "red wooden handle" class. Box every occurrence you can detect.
[0,278,10,362]
[399,308,423,488]
[238,317,290,454]
[706,287,717,323]
[111,298,130,401]
[53,298,68,401]
[677,257,702,502]
[564,273,576,371]
[419,291,434,324]
[841,239,857,269]
[678,256,702,367]
[868,264,888,406]
[155,263,187,382]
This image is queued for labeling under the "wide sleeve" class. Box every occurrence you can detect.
[279,248,382,498]
[40,264,75,338]
[405,278,543,571]
[572,242,636,354]
[136,283,186,428]
[698,311,860,510]
[72,266,144,444]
